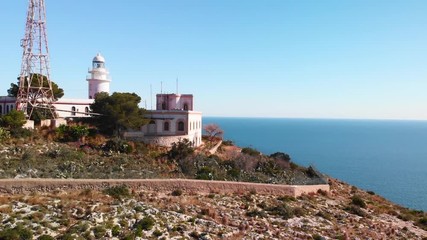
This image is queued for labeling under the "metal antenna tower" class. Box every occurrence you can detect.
[16,0,55,119]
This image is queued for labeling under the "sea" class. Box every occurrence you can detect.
[203,117,427,211]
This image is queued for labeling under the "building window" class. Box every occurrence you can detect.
[164,121,170,131]
[0,105,2,114]
[178,121,185,131]
[85,107,89,116]
[6,105,9,114]
[71,106,76,116]
[183,103,189,111]
[162,102,166,110]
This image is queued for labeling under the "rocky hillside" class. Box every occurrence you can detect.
[0,138,326,186]
[0,133,425,239]
[0,178,425,239]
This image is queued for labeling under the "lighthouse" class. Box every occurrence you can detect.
[87,53,111,99]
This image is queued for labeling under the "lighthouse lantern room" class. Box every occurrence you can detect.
[87,53,111,99]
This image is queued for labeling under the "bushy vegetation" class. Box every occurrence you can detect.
[167,138,194,160]
[9,127,33,139]
[351,195,367,208]
[103,138,133,153]
[241,147,260,156]
[0,225,33,240]
[89,92,148,136]
[37,235,55,240]
[0,127,11,142]
[103,185,131,200]
[0,106,330,185]
[171,189,183,196]
[0,110,26,129]
[0,110,32,141]
[56,124,89,142]
[345,204,367,217]
[134,216,155,231]
[222,140,234,146]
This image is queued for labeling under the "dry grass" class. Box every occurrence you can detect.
[0,205,12,214]
[23,195,48,205]
[0,196,12,205]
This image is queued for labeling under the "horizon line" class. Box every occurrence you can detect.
[202,115,427,122]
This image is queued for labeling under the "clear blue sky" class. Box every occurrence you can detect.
[1,0,427,119]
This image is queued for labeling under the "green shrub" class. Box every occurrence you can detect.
[267,203,295,219]
[152,229,162,237]
[227,168,240,179]
[171,189,183,196]
[269,152,291,162]
[306,166,319,178]
[134,205,144,212]
[93,226,106,238]
[418,217,427,226]
[0,110,26,129]
[58,233,74,240]
[189,231,200,238]
[134,216,155,231]
[56,124,89,142]
[196,167,214,180]
[277,195,296,202]
[293,207,307,217]
[103,185,131,200]
[0,225,33,240]
[112,225,121,237]
[315,210,332,220]
[37,235,55,240]
[257,160,282,175]
[167,139,194,160]
[0,127,11,142]
[345,205,366,217]
[10,127,33,139]
[241,147,260,156]
[222,140,234,146]
[351,195,366,208]
[312,234,326,240]
[103,138,133,153]
[246,209,267,218]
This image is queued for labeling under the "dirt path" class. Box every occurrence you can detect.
[208,140,223,155]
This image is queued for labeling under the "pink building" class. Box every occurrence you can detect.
[126,94,203,147]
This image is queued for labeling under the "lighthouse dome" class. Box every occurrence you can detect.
[93,53,105,63]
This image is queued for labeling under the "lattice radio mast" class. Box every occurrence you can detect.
[16,0,55,119]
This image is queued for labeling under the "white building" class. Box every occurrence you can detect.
[126,94,203,147]
[54,53,111,118]
[0,96,16,116]
[0,53,110,118]
[1,53,203,147]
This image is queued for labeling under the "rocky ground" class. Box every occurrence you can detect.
[0,178,425,239]
[0,137,425,239]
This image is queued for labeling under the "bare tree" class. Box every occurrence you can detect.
[203,124,224,141]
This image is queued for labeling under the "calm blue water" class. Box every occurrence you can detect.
[203,117,427,211]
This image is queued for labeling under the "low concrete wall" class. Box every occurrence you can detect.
[23,120,34,129]
[0,179,329,197]
[40,118,67,128]
[126,135,195,147]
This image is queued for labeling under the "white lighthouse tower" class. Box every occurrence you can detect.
[87,53,111,99]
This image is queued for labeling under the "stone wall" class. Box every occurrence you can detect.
[127,135,192,147]
[0,179,330,197]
